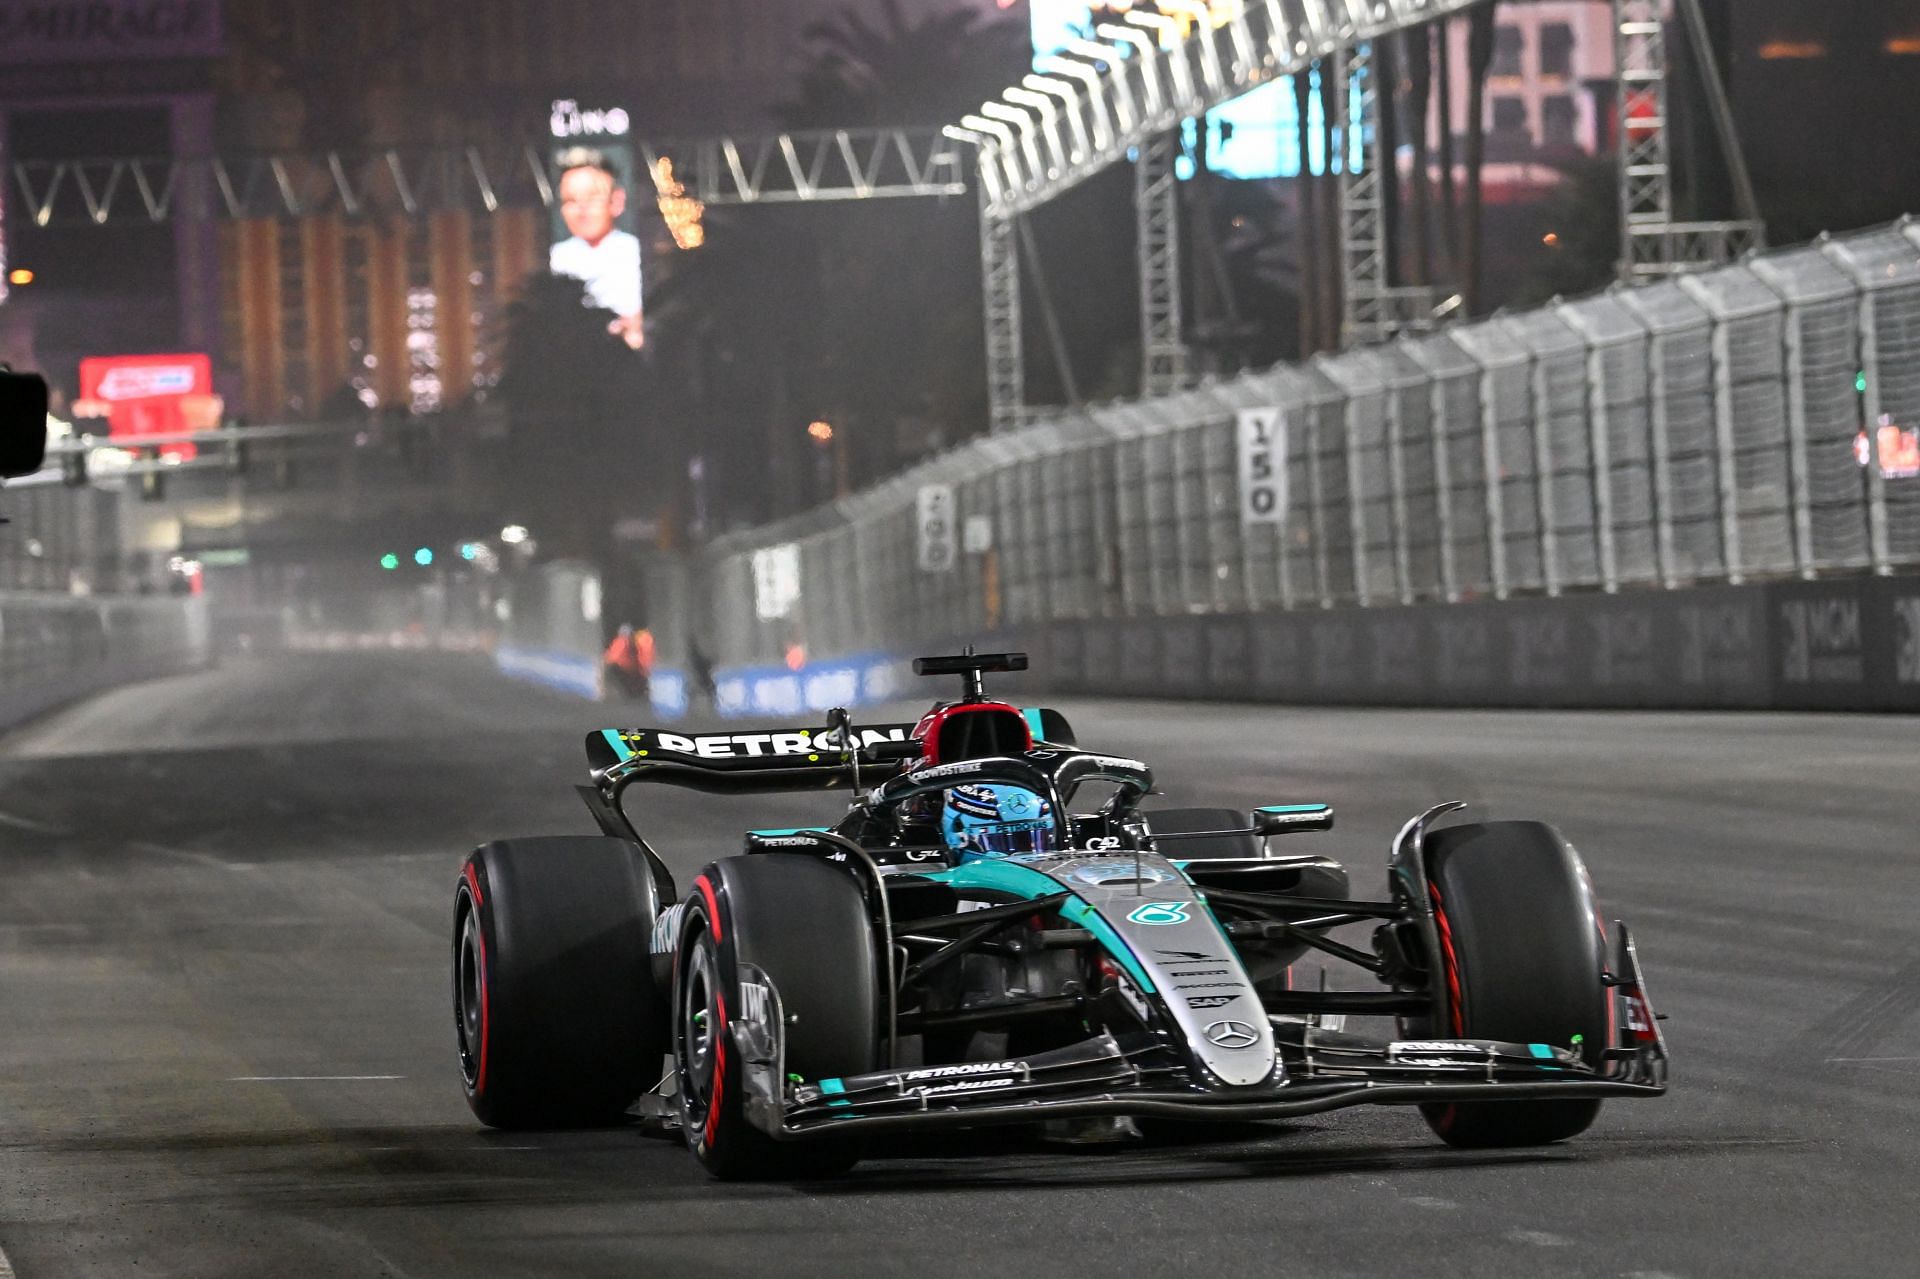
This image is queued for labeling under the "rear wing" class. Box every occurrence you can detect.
[585,723,921,793]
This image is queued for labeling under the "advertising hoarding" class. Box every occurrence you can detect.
[549,101,644,350]
[76,352,214,457]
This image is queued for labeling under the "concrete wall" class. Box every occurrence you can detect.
[0,594,212,731]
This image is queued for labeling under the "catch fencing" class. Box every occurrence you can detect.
[696,219,1920,674]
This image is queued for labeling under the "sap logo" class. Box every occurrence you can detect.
[1186,995,1236,1009]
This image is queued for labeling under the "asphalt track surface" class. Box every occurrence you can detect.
[2,651,1917,1278]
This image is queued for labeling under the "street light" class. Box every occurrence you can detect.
[1031,63,1112,152]
[1005,86,1072,171]
[499,524,530,544]
[1094,24,1168,117]
[1120,12,1195,107]
[414,546,434,566]
[979,101,1046,184]
[961,112,1026,195]
[1059,42,1140,136]
[1160,0,1229,92]
[807,419,834,445]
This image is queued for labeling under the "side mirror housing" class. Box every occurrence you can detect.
[1252,803,1334,836]
[0,369,49,479]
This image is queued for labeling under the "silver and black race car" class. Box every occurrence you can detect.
[452,651,1666,1179]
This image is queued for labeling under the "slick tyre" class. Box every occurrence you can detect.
[454,837,665,1129]
[1410,821,1609,1149]
[675,854,877,1180]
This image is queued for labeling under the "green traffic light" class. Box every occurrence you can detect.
[414,547,434,567]
[379,553,400,571]
[1856,370,1869,395]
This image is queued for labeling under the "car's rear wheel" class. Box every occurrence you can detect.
[1405,821,1610,1148]
[675,854,877,1180]
[454,836,664,1129]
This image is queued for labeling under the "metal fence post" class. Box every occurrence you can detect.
[1305,404,1332,607]
[1641,325,1679,588]
[1478,365,1509,599]
[1385,374,1415,604]
[1677,276,1745,583]
[1526,344,1562,596]
[1819,239,1895,576]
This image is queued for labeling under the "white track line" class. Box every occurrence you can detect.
[227,1075,406,1082]
[0,1236,16,1279]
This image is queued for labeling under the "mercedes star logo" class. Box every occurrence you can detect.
[1204,1019,1259,1050]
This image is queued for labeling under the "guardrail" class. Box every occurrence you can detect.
[695,218,1920,686]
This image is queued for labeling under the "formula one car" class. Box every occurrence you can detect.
[453,651,1666,1178]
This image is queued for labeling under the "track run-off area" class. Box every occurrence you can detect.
[1,651,1915,1277]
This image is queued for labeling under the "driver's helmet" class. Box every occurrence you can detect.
[941,783,1055,861]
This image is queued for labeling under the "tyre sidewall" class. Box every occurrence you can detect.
[456,837,664,1128]
[672,855,878,1178]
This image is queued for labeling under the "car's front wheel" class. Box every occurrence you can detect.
[1406,820,1611,1148]
[674,854,877,1179]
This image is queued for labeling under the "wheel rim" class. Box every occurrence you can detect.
[455,890,485,1089]
[678,935,720,1131]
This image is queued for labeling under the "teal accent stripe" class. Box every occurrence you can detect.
[1528,1043,1564,1071]
[748,827,830,838]
[923,861,1157,994]
[1256,804,1331,814]
[818,1077,851,1107]
[1022,707,1046,740]
[601,729,634,762]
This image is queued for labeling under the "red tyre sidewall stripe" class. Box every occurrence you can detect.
[1429,885,1465,1038]
[1429,883,1464,1136]
[462,862,491,1097]
[695,874,722,941]
[704,993,729,1148]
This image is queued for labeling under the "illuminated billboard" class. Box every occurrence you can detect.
[76,352,216,458]
[1029,1,1356,180]
[549,101,644,350]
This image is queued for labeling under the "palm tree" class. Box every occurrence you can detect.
[782,0,1030,129]
[1463,1,1500,314]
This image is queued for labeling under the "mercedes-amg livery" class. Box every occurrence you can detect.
[453,652,1666,1178]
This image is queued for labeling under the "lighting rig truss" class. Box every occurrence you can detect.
[6,129,967,225]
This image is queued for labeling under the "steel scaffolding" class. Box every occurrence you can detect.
[981,186,1028,436]
[1612,0,1763,280]
[1137,131,1191,397]
[7,129,967,225]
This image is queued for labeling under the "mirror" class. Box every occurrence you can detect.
[1252,804,1335,836]
[0,369,49,479]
